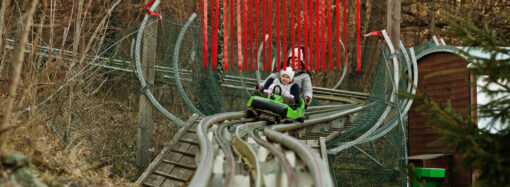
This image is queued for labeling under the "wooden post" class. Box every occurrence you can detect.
[136,0,157,176]
[387,0,401,48]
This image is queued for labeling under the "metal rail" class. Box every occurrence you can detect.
[264,128,334,187]
[214,119,255,187]
[232,123,263,187]
[251,126,297,187]
[190,111,246,186]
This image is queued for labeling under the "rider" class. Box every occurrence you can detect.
[264,68,300,108]
[255,45,313,106]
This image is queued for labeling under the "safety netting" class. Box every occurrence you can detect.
[130,11,413,185]
[326,41,415,186]
[131,2,412,184]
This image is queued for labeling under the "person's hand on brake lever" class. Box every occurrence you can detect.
[305,96,312,106]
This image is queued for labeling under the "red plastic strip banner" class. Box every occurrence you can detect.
[303,0,310,70]
[249,0,253,71]
[243,0,248,70]
[309,0,313,70]
[315,1,320,71]
[364,30,389,36]
[276,0,281,71]
[282,1,287,70]
[237,0,243,70]
[145,0,164,28]
[356,0,361,71]
[262,0,267,71]
[267,0,273,71]
[255,0,259,70]
[327,0,332,69]
[320,0,325,70]
[230,0,234,70]
[291,0,295,70]
[335,0,340,70]
[212,0,219,70]
[297,0,301,70]
[343,0,347,69]
[223,0,228,70]
[200,0,208,69]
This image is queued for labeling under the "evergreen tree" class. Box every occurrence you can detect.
[408,9,510,186]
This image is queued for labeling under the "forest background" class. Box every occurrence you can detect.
[0,0,508,185]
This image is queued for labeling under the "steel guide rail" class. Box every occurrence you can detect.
[190,111,247,186]
[138,105,363,186]
[215,119,255,187]
[251,126,297,187]
[263,128,334,187]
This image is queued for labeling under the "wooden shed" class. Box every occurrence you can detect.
[408,44,476,187]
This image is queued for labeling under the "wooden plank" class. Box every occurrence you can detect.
[306,139,320,148]
[178,155,197,168]
[136,114,200,185]
[162,155,197,169]
[169,167,194,180]
[319,137,329,170]
[143,174,165,187]
[164,152,184,163]
[180,132,198,144]
[154,170,187,182]
[155,163,175,175]
[172,142,191,153]
[160,179,185,187]
[187,144,200,155]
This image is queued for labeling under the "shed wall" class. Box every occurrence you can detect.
[408,52,474,187]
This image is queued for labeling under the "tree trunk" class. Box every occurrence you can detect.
[0,0,11,78]
[387,0,401,48]
[428,0,435,37]
[0,0,38,153]
[338,0,385,92]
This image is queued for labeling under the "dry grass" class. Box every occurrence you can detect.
[0,0,188,185]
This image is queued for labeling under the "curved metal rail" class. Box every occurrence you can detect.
[264,128,334,187]
[232,123,262,187]
[190,111,246,186]
[251,127,297,187]
[214,119,255,187]
[138,90,384,186]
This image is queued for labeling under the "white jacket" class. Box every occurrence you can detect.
[267,78,295,97]
[261,72,313,99]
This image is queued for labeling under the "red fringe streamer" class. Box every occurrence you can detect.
[230,0,234,70]
[327,0,332,69]
[237,0,242,70]
[145,0,164,28]
[291,0,295,70]
[267,0,272,71]
[262,0,267,71]
[255,0,259,70]
[243,0,248,70]
[282,1,287,70]
[276,0,281,71]
[303,0,308,70]
[356,0,361,71]
[297,0,301,70]
[320,0,326,71]
[315,1,319,71]
[249,0,253,71]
